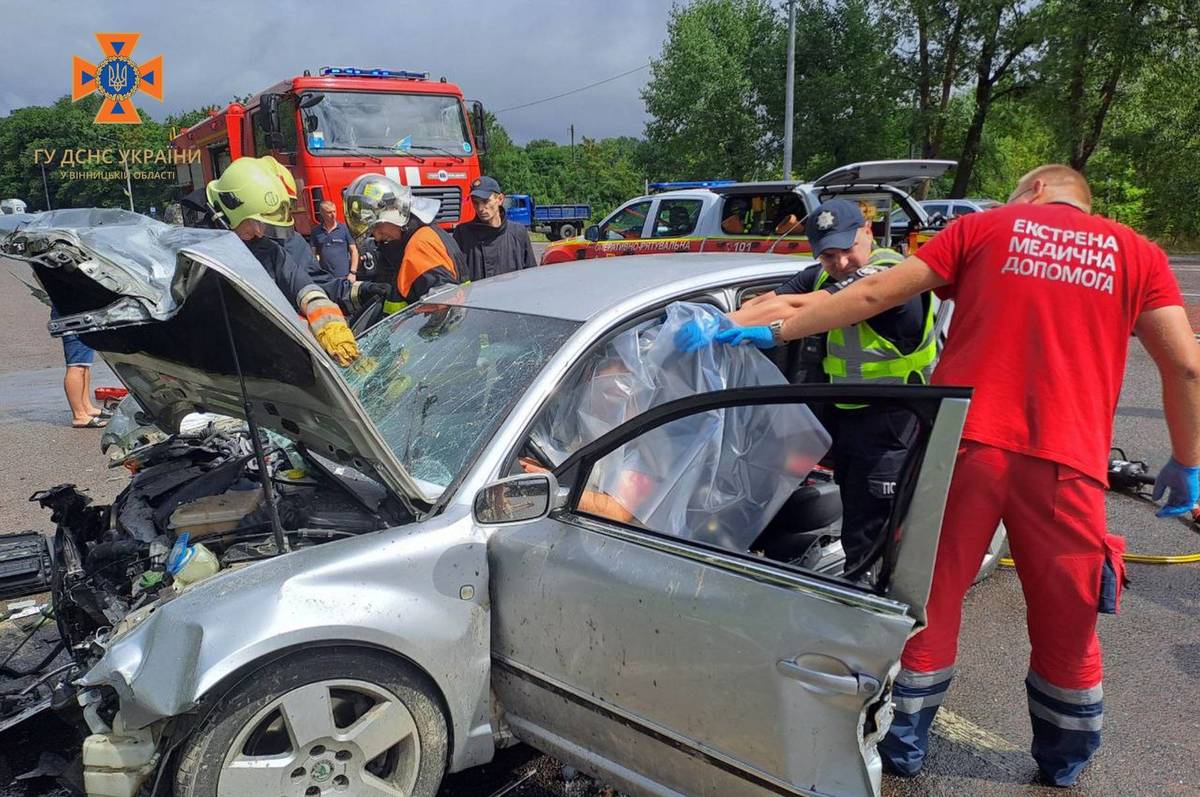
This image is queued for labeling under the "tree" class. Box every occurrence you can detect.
[1087,26,1200,241]
[0,95,207,213]
[887,0,970,163]
[475,114,647,222]
[1036,0,1187,171]
[479,111,536,198]
[641,0,777,180]
[768,0,911,176]
[948,0,1043,197]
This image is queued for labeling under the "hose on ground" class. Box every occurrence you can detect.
[1000,551,1200,567]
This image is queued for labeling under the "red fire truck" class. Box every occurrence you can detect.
[170,66,488,235]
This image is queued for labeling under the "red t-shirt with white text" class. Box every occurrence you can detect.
[917,202,1182,483]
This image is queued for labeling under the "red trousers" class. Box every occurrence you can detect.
[902,441,1125,689]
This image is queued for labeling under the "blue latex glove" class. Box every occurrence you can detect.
[715,325,776,349]
[1151,457,1200,517]
[675,318,719,353]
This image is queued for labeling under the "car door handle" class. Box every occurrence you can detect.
[777,658,881,697]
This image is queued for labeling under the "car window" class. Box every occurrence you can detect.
[568,397,925,585]
[344,304,578,497]
[651,199,703,238]
[718,193,805,237]
[601,201,651,240]
[573,403,826,546]
[524,302,787,470]
[953,204,977,215]
[923,203,949,217]
[302,91,471,156]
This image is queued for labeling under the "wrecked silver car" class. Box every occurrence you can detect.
[3,211,970,797]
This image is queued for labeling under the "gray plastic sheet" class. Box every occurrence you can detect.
[532,302,831,550]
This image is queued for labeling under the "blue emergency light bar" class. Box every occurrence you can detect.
[648,179,735,192]
[319,67,430,80]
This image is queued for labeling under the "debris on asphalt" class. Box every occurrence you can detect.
[0,532,53,601]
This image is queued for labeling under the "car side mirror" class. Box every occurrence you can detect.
[261,93,284,149]
[469,100,488,154]
[298,92,325,110]
[584,225,600,242]
[474,473,559,525]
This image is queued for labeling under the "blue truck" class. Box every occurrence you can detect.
[502,194,592,241]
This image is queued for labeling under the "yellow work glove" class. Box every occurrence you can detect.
[301,290,361,367]
[314,320,360,367]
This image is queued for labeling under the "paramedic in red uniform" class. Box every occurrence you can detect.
[714,164,1200,786]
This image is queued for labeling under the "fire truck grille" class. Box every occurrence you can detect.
[412,187,462,224]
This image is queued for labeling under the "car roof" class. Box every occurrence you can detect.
[443,254,808,322]
[627,189,714,202]
[713,181,804,194]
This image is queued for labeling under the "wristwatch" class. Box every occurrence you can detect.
[769,319,786,344]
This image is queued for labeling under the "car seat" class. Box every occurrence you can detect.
[752,472,843,567]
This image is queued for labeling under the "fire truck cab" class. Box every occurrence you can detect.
[171,67,488,235]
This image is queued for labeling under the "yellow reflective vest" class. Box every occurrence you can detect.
[813,248,936,404]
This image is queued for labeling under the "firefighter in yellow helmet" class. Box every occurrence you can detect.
[343,173,464,314]
[207,157,361,366]
[252,157,385,317]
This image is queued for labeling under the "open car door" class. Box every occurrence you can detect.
[489,384,969,797]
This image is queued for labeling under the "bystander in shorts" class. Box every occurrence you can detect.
[62,332,95,367]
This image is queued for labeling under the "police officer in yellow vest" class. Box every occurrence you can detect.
[676,198,937,572]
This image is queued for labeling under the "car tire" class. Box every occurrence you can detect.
[546,226,561,242]
[558,223,577,240]
[174,647,448,797]
[973,524,1009,585]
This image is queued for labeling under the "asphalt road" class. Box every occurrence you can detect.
[0,251,1197,797]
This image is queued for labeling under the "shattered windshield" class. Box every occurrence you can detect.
[344,304,578,497]
[302,91,473,156]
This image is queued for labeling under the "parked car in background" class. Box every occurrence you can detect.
[890,197,1002,236]
[541,160,956,264]
[503,194,592,240]
[6,209,979,797]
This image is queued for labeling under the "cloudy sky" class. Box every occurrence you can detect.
[0,0,674,144]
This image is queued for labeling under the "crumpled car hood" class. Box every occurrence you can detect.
[2,209,425,506]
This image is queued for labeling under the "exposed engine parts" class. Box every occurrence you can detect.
[1,423,402,741]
